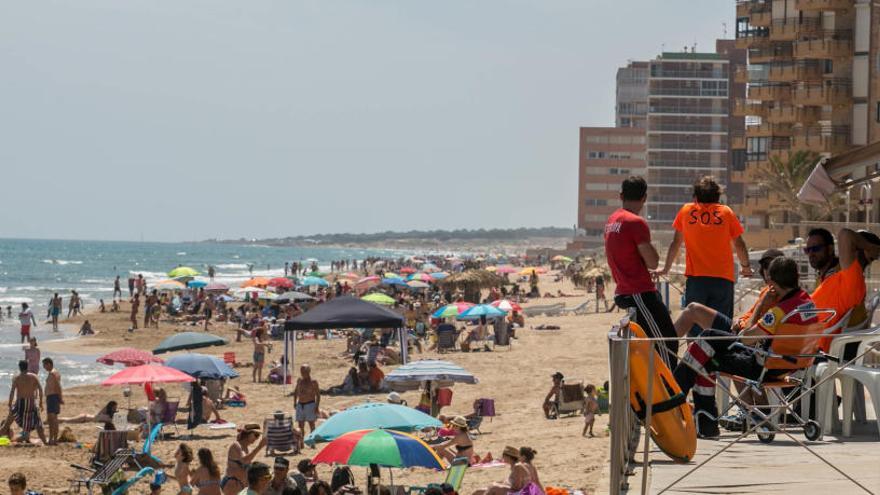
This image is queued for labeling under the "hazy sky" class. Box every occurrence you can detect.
[1,1,732,242]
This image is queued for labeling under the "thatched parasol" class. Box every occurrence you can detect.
[439,269,504,303]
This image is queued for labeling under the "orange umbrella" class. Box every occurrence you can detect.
[241,277,270,288]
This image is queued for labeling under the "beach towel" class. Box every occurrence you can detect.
[13,398,41,432]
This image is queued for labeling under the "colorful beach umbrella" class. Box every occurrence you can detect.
[187,279,208,289]
[355,276,381,289]
[276,291,315,303]
[491,299,522,312]
[428,272,449,280]
[552,255,573,263]
[97,348,164,367]
[168,266,199,278]
[431,302,474,319]
[305,403,442,446]
[457,304,507,320]
[154,280,186,291]
[382,272,400,280]
[153,332,227,354]
[268,277,294,289]
[165,353,239,379]
[494,266,518,274]
[406,280,430,289]
[385,360,478,385]
[299,276,329,287]
[519,267,546,275]
[242,277,270,288]
[407,273,433,283]
[102,364,195,386]
[362,293,396,306]
[381,277,408,287]
[205,282,230,291]
[338,272,360,280]
[312,429,445,470]
[399,267,417,274]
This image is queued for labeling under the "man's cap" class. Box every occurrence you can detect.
[274,457,290,469]
[760,249,785,263]
[552,372,564,380]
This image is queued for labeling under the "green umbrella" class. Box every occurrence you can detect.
[362,293,396,306]
[168,266,200,278]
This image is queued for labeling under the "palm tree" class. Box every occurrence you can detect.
[752,149,844,221]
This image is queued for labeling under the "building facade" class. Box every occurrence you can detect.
[645,43,747,232]
[575,127,647,243]
[734,0,880,247]
[616,61,650,128]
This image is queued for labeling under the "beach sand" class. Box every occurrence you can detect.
[1,276,620,494]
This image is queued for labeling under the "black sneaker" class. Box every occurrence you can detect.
[697,414,720,439]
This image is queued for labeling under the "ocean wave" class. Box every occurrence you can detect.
[0,296,34,304]
[42,259,84,265]
[80,279,109,284]
[177,252,187,256]
[216,263,249,269]
[0,287,5,293]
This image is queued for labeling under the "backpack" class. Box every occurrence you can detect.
[331,466,355,492]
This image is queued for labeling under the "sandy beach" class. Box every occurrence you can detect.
[1,275,618,495]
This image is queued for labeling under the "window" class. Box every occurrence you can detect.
[584,198,608,206]
[588,151,606,159]
[585,183,610,191]
[876,101,880,123]
[586,135,609,144]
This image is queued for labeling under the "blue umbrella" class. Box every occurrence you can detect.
[457,304,507,320]
[305,402,442,446]
[429,272,448,280]
[165,353,239,379]
[381,277,408,287]
[299,276,329,287]
[187,280,208,288]
[153,332,228,354]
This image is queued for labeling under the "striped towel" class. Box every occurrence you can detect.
[14,398,41,432]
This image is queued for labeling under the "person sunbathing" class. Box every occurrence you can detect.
[433,416,476,463]
[60,400,117,424]
[223,386,247,406]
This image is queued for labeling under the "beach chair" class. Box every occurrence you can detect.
[264,413,300,455]
[159,399,180,437]
[91,429,130,465]
[71,441,143,495]
[407,457,469,495]
[548,381,584,419]
[565,300,590,315]
[436,328,458,353]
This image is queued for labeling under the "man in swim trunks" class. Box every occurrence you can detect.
[18,303,36,344]
[43,357,62,445]
[293,364,320,448]
[50,293,62,332]
[542,372,564,419]
[8,360,47,444]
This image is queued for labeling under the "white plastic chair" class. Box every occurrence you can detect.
[838,335,880,437]
[816,326,880,435]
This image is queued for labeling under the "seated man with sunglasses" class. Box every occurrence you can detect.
[806,228,880,349]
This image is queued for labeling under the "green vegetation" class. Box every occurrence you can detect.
[207,227,572,246]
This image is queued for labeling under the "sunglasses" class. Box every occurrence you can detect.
[803,245,826,254]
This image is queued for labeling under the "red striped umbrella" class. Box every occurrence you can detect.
[268,277,294,289]
[97,348,164,367]
[101,364,195,386]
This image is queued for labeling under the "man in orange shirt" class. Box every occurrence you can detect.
[806,227,880,349]
[657,176,752,335]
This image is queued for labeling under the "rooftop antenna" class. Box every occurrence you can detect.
[722,22,728,38]
[692,40,697,52]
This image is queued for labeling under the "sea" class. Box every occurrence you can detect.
[0,238,403,395]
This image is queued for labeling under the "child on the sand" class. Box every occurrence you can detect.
[582,384,599,437]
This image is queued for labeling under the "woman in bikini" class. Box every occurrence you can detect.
[190,447,222,495]
[433,416,475,463]
[172,443,194,494]
[252,326,268,383]
[59,400,117,424]
[221,424,267,495]
[472,446,534,495]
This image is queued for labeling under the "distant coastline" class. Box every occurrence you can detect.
[201,226,573,253]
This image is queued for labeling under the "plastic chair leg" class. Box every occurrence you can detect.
[841,377,856,437]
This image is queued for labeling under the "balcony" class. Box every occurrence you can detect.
[733,98,769,117]
[737,0,772,17]
[748,43,793,64]
[767,61,824,82]
[770,18,820,41]
[750,10,772,27]
[765,104,821,124]
[796,0,853,11]
[793,37,853,59]
[734,66,749,83]
[649,105,728,115]
[748,83,791,101]
[731,132,747,149]
[792,126,851,154]
[736,27,770,49]
[791,80,852,106]
[745,122,793,137]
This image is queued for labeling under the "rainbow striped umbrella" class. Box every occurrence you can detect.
[312,429,445,469]
[431,302,474,318]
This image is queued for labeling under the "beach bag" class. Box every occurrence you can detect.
[436,388,453,407]
[331,466,355,492]
[416,390,431,414]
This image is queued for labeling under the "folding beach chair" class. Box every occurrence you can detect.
[407,456,469,495]
[707,308,836,443]
[91,429,130,466]
[548,381,584,419]
[70,446,142,494]
[436,328,458,353]
[264,413,300,455]
[159,399,181,437]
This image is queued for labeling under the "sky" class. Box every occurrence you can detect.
[0,0,733,242]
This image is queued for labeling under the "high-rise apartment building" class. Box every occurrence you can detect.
[644,42,747,232]
[574,127,647,243]
[616,61,650,128]
[734,0,880,246]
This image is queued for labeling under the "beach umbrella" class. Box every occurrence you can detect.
[457,304,507,320]
[491,299,522,312]
[406,281,430,289]
[153,332,227,354]
[385,360,478,385]
[154,280,186,291]
[97,348,164,367]
[421,264,439,273]
[312,429,445,470]
[305,271,330,278]
[241,277,270,288]
[383,272,400,280]
[187,279,208,289]
[305,403,442,446]
[164,353,239,379]
[259,292,279,301]
[205,282,229,291]
[276,291,315,303]
[102,364,196,386]
[355,276,381,289]
[519,267,546,275]
[362,293,396,306]
[431,302,474,319]
[407,273,433,283]
[168,266,199,278]
[268,277,294,289]
[429,272,449,280]
[338,272,360,280]
[495,266,518,274]
[485,266,498,272]
[299,276,329,287]
[552,255,573,263]
[232,287,268,298]
[399,267,417,274]
[381,277,408,287]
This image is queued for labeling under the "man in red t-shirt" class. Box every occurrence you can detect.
[604,176,678,367]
